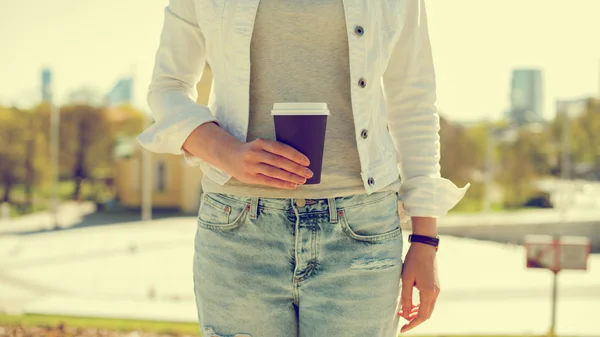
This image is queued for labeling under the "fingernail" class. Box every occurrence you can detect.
[304,169,313,178]
[297,177,306,184]
[289,183,297,188]
[303,158,310,165]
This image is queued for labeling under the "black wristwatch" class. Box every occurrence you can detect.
[408,234,440,251]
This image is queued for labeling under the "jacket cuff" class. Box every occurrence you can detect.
[137,108,232,186]
[137,106,217,155]
[182,149,232,186]
[398,176,470,218]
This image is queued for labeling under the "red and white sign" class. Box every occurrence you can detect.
[524,235,591,272]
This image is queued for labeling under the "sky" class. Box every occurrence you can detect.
[0,0,598,122]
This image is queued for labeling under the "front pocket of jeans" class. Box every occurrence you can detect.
[197,193,249,232]
[338,193,402,243]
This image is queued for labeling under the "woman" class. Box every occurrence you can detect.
[138,0,468,336]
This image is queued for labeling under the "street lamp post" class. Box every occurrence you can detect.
[50,99,60,228]
[43,67,60,229]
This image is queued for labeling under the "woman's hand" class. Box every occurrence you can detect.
[398,243,440,333]
[183,122,313,189]
[223,138,314,189]
[398,217,440,333]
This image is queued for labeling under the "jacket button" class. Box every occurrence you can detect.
[354,25,364,36]
[360,129,368,139]
[368,177,375,186]
[358,78,367,88]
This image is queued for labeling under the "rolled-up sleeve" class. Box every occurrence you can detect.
[137,0,218,158]
[382,0,469,217]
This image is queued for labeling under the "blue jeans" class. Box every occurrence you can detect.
[193,191,404,337]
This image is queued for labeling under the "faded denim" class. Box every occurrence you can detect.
[193,190,404,337]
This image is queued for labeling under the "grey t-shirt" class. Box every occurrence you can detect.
[201,0,401,198]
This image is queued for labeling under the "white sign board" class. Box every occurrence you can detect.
[524,235,590,272]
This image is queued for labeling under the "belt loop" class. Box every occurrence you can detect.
[328,198,338,224]
[249,197,259,219]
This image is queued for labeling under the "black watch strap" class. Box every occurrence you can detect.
[408,234,439,251]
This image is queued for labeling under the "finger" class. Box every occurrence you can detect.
[257,163,307,185]
[256,138,310,166]
[400,315,427,334]
[398,306,419,316]
[400,278,414,318]
[257,151,313,180]
[400,312,419,322]
[253,173,298,190]
[398,305,420,320]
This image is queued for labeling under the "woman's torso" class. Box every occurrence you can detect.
[186,0,406,195]
[201,0,402,198]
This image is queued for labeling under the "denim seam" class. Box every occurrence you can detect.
[337,190,396,211]
[211,191,395,212]
[197,207,250,231]
[209,194,291,211]
[328,197,338,223]
[202,194,233,214]
[339,213,402,243]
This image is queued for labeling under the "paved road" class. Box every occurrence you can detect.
[0,216,598,336]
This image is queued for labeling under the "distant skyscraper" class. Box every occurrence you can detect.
[105,76,133,106]
[41,68,53,102]
[509,69,543,125]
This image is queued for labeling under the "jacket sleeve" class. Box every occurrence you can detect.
[137,0,221,168]
[382,0,469,218]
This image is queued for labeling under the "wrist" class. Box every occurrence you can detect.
[408,234,440,252]
[183,122,242,170]
[410,217,438,237]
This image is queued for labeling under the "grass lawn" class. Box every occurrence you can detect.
[0,314,561,337]
[0,314,200,336]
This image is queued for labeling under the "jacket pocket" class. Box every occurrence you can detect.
[197,193,249,231]
[338,191,402,243]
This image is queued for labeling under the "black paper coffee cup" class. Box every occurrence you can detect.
[271,103,330,185]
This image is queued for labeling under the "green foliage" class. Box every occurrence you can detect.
[0,102,146,207]
[107,104,147,137]
[563,98,600,168]
[0,106,50,203]
[439,118,479,187]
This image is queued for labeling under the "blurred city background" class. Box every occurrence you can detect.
[1,0,599,336]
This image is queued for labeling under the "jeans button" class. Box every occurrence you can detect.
[296,198,306,207]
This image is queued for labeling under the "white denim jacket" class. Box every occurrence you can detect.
[137,0,470,217]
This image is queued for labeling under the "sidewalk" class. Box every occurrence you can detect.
[0,202,96,235]
[1,217,598,336]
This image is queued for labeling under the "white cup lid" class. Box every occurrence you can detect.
[271,102,330,116]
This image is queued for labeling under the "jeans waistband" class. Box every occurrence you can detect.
[204,191,397,221]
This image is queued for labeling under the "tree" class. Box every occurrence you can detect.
[570,99,600,169]
[0,107,28,202]
[496,127,551,208]
[549,98,600,178]
[438,117,482,212]
[59,104,114,200]
[21,105,51,206]
[439,117,479,186]
[104,104,146,136]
